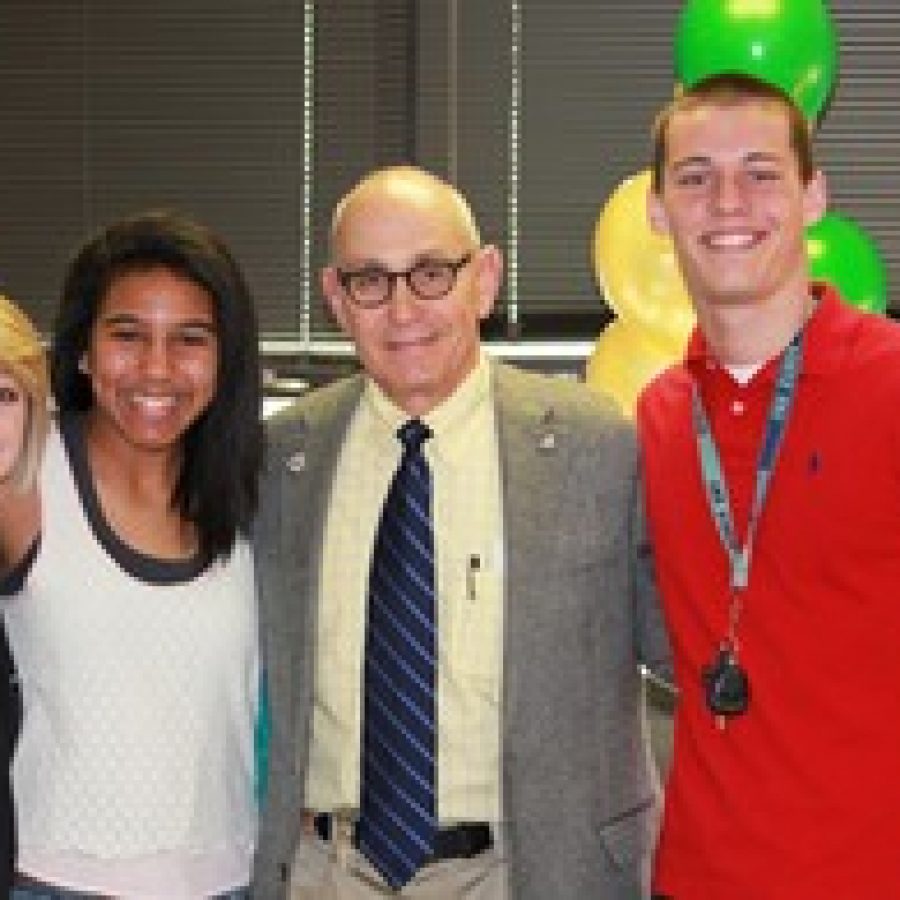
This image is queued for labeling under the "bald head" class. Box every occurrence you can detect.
[329,166,481,261]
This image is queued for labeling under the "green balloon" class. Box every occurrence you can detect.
[675,0,839,121]
[806,213,888,314]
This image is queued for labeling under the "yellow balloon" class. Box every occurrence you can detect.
[584,320,682,418]
[593,169,696,355]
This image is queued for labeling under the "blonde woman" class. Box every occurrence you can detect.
[0,293,48,897]
[0,294,47,488]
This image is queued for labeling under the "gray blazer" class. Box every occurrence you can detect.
[252,362,670,899]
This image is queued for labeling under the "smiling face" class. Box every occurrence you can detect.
[649,101,826,319]
[0,370,27,482]
[82,266,219,456]
[323,173,501,416]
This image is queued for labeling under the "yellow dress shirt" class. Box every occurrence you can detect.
[305,355,504,823]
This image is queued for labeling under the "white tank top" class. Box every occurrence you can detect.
[4,417,259,896]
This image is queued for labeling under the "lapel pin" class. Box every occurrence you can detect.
[286,452,306,473]
[538,409,558,452]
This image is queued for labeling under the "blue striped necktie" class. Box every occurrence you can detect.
[357,418,437,890]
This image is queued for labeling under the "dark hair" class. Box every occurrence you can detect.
[651,73,815,192]
[51,210,264,561]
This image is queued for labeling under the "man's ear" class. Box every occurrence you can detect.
[647,188,670,237]
[802,169,828,227]
[473,245,503,321]
[322,267,350,333]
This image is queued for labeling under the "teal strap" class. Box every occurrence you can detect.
[692,328,804,594]
[254,668,270,808]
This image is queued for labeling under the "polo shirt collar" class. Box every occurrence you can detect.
[685,281,849,381]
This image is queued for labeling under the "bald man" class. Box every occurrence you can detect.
[252,167,670,899]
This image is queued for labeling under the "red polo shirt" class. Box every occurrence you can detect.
[638,285,900,899]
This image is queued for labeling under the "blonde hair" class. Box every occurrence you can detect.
[0,294,48,490]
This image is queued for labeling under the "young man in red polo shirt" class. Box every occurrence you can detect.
[640,73,900,899]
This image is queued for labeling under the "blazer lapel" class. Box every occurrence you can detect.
[493,364,574,727]
[275,378,365,724]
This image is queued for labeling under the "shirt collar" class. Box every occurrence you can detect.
[800,282,855,377]
[363,352,492,441]
[685,281,848,381]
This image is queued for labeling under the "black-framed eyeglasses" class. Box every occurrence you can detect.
[337,252,474,309]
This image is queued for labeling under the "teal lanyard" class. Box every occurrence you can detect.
[692,328,804,643]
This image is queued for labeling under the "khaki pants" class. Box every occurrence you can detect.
[289,826,509,899]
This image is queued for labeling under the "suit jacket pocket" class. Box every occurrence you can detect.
[597,795,656,872]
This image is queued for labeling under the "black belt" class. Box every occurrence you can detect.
[314,813,492,862]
